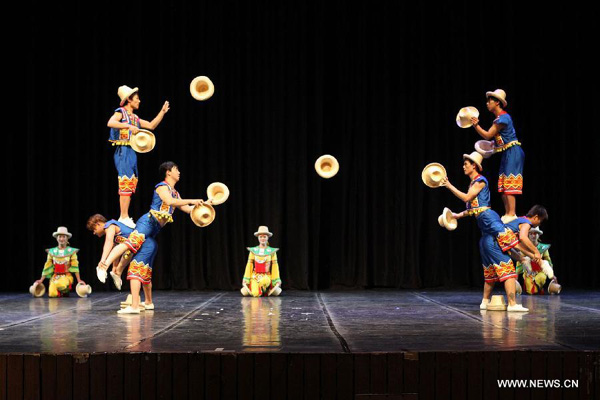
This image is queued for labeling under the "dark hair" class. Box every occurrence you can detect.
[487,96,505,110]
[526,205,548,221]
[463,157,482,171]
[124,91,139,105]
[86,214,107,231]
[159,161,178,179]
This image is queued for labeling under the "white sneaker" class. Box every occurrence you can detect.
[480,299,490,310]
[144,302,155,310]
[501,215,517,224]
[117,306,140,314]
[118,217,136,229]
[507,304,529,312]
[121,303,145,311]
[96,267,107,283]
[110,271,122,290]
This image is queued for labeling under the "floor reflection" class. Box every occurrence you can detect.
[118,308,155,350]
[38,299,83,353]
[241,297,281,351]
[479,295,558,347]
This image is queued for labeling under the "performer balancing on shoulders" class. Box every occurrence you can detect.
[107,85,170,228]
[442,152,533,311]
[470,89,524,223]
[99,162,207,314]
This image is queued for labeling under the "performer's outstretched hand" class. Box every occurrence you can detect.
[470,117,479,127]
[161,101,170,114]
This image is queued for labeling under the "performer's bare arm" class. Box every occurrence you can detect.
[178,198,213,214]
[178,204,195,214]
[156,186,204,208]
[518,224,542,262]
[452,211,468,219]
[98,225,117,269]
[139,101,170,130]
[75,272,85,285]
[442,177,484,203]
[471,117,502,140]
[107,111,140,134]
[512,245,536,260]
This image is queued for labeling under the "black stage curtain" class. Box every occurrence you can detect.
[13,2,596,292]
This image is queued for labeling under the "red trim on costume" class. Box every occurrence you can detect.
[118,191,134,197]
[126,275,152,285]
[124,231,145,254]
[254,262,268,273]
[530,261,542,273]
[125,242,138,253]
[500,239,519,252]
[501,190,523,195]
[499,273,518,282]
[127,261,152,285]
[53,264,68,274]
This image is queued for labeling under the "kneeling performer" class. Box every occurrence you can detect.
[241,226,282,297]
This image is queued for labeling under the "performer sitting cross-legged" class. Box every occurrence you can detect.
[34,227,86,297]
[441,152,531,312]
[241,226,282,297]
[99,161,206,313]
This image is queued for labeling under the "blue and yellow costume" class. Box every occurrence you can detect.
[492,112,524,195]
[122,181,180,284]
[42,247,80,297]
[505,216,533,236]
[128,237,158,285]
[479,234,517,283]
[109,107,140,196]
[465,174,519,252]
[243,246,282,297]
[104,219,133,245]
